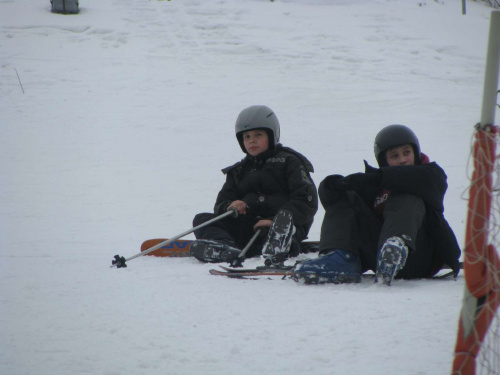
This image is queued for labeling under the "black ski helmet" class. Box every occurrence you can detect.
[235,105,280,153]
[374,124,421,167]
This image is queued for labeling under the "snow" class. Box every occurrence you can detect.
[1,0,498,374]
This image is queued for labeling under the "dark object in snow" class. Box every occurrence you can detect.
[112,255,127,268]
[51,0,79,14]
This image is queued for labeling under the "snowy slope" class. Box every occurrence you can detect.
[0,1,497,374]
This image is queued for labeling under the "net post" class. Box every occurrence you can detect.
[452,10,500,375]
[480,10,500,129]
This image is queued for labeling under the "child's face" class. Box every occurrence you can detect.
[243,129,269,157]
[385,144,415,166]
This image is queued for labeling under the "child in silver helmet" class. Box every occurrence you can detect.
[190,105,318,265]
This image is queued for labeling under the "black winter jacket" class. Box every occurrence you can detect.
[214,144,318,240]
[319,154,461,275]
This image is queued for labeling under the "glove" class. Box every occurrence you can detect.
[322,174,345,191]
[318,175,345,208]
[339,172,382,192]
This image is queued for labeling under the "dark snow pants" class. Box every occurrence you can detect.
[193,212,302,258]
[193,212,267,258]
[319,191,436,278]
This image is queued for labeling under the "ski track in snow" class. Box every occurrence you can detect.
[0,0,497,374]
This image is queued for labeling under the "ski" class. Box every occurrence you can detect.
[141,239,319,258]
[211,264,462,280]
[209,264,294,278]
[218,265,295,273]
[209,267,293,278]
[140,239,193,257]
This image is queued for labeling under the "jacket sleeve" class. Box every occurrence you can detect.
[279,155,318,227]
[379,162,447,212]
[213,173,239,215]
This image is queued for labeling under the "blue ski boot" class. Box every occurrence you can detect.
[190,239,241,263]
[292,250,361,284]
[375,236,409,286]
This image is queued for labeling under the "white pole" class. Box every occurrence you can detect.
[480,10,500,129]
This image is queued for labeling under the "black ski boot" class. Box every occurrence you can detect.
[261,210,295,267]
[190,240,241,263]
[375,236,409,286]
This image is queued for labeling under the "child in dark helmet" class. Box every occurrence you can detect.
[190,105,318,265]
[293,124,461,285]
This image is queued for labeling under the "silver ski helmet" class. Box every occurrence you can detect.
[374,124,421,166]
[235,105,280,153]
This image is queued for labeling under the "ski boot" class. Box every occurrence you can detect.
[375,236,409,286]
[190,239,241,263]
[292,250,361,284]
[261,210,295,267]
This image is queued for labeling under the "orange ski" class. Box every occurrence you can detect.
[140,239,193,257]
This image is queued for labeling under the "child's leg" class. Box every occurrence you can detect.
[320,191,381,271]
[192,213,253,263]
[379,194,425,251]
[193,213,238,246]
[193,213,263,258]
[379,194,435,278]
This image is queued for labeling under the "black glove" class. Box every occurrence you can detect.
[318,175,345,208]
[322,174,345,191]
[339,172,382,192]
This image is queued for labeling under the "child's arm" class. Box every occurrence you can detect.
[379,162,447,212]
[331,162,448,212]
[279,155,318,227]
[213,174,240,215]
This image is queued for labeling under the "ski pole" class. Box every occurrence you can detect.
[229,228,263,268]
[111,208,238,268]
